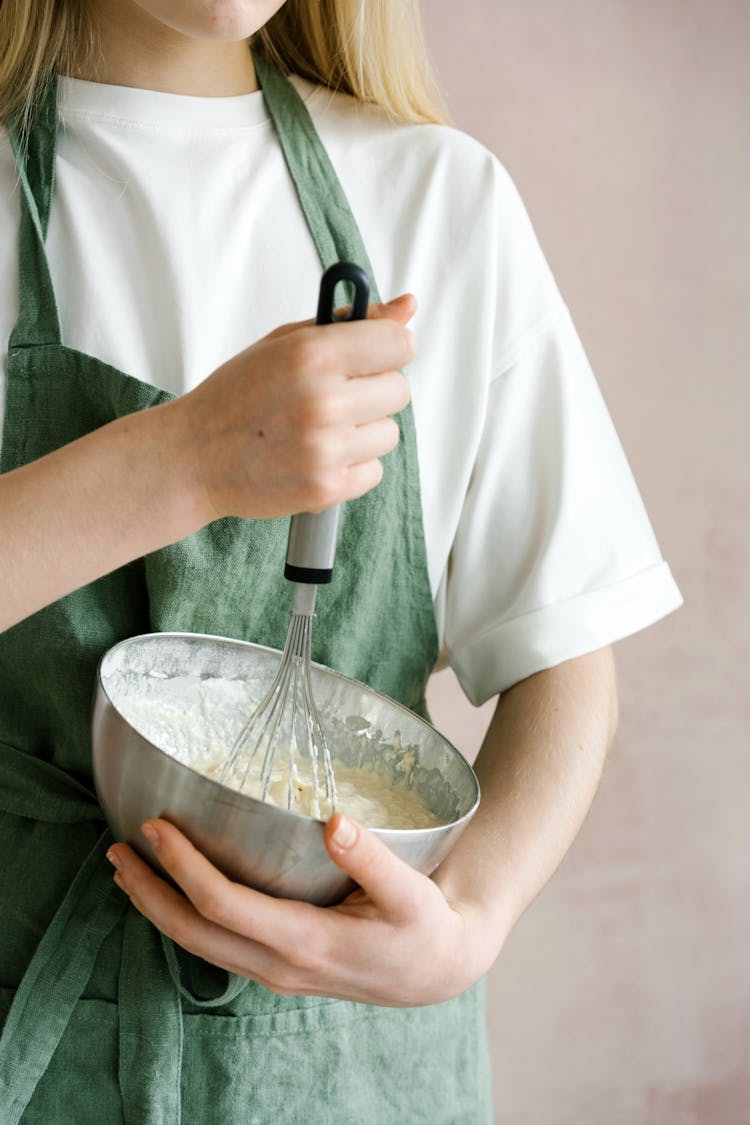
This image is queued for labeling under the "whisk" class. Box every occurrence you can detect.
[219,262,370,817]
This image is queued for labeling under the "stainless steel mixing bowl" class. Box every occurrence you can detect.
[92,632,480,906]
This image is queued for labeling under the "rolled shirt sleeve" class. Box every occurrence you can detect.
[443,302,682,705]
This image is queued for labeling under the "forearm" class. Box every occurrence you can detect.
[0,401,200,631]
[433,646,618,940]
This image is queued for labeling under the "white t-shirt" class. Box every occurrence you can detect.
[0,74,682,705]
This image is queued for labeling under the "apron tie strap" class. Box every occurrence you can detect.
[161,935,250,1008]
[0,831,127,1125]
[118,911,184,1125]
[0,742,249,1123]
[0,740,103,824]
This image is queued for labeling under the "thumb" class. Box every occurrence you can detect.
[366,293,418,325]
[325,293,418,328]
[324,813,422,920]
[265,294,417,342]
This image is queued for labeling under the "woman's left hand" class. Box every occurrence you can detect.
[106,814,503,1006]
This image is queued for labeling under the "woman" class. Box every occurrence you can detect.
[0,2,682,1122]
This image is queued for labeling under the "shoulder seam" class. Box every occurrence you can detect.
[491,305,571,384]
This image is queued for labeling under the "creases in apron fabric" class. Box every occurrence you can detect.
[0,50,491,1125]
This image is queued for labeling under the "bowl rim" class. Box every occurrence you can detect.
[95,630,481,835]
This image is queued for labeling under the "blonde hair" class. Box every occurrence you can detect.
[254,1,449,124]
[0,0,449,131]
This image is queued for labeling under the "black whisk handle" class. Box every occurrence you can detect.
[316,261,370,325]
[284,262,370,586]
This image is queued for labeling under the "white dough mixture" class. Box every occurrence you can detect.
[116,675,441,830]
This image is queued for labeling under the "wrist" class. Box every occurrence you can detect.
[117,398,210,544]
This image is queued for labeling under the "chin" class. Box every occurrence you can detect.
[137,0,286,41]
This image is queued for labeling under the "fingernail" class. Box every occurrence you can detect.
[106,848,121,869]
[331,814,357,849]
[141,822,160,848]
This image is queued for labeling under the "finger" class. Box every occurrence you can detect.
[338,370,411,424]
[264,293,417,343]
[133,819,325,958]
[336,458,384,501]
[291,317,416,381]
[302,371,409,432]
[324,814,426,922]
[342,417,401,465]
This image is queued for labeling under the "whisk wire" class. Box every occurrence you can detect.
[220,592,337,818]
[258,613,303,800]
[303,633,337,809]
[221,614,296,792]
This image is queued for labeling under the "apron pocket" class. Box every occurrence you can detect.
[180,982,492,1125]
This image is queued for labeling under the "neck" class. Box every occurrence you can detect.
[66,1,258,96]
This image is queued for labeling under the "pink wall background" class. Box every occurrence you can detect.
[422,3,749,1122]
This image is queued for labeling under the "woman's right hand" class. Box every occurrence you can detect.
[0,294,415,632]
[172,294,417,524]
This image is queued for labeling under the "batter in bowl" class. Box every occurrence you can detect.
[117,674,442,830]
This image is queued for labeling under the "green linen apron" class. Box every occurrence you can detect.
[0,53,491,1125]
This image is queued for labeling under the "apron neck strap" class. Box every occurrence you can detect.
[8,79,63,350]
[251,50,382,305]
